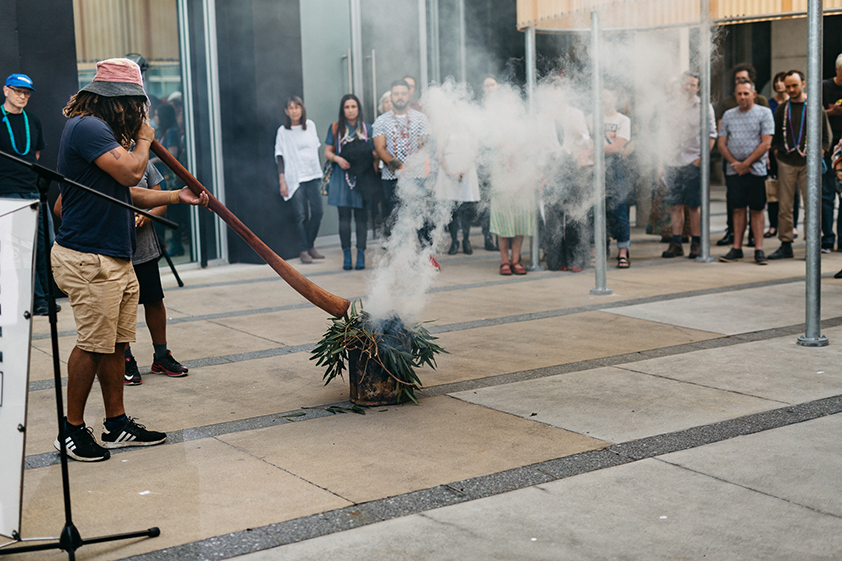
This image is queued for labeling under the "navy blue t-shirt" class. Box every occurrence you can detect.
[55,115,135,259]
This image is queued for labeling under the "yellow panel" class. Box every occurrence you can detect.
[519,0,842,30]
[73,0,179,63]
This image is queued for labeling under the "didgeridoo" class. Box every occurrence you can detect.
[151,139,351,318]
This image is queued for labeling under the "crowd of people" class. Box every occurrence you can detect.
[280,73,630,275]
[655,61,842,270]
[282,60,842,276]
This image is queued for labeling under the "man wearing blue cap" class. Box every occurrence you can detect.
[0,73,54,316]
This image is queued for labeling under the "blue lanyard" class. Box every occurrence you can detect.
[1,106,31,156]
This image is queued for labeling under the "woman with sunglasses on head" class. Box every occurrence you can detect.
[324,94,378,270]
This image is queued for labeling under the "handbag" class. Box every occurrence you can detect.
[321,159,333,195]
[765,178,778,203]
[321,122,340,195]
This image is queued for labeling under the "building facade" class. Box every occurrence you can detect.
[1,0,521,267]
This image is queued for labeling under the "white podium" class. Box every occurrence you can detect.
[0,198,38,540]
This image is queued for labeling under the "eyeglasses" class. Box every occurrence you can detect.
[6,87,32,98]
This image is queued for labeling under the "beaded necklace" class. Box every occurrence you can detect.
[782,99,807,157]
[1,106,31,156]
[390,110,411,165]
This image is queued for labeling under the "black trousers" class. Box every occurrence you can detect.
[338,206,367,250]
[448,202,477,241]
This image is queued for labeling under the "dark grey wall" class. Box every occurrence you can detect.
[216,0,304,263]
[0,0,79,204]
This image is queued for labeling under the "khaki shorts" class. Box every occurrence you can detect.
[51,243,138,354]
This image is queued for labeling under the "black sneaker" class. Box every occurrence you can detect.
[55,421,110,462]
[755,249,768,265]
[768,244,794,260]
[151,351,189,377]
[101,417,166,449]
[124,356,142,385]
[718,248,743,263]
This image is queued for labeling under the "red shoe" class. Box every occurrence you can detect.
[511,262,527,275]
[429,256,441,271]
[151,351,189,377]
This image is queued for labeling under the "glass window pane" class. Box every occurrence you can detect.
[72,0,196,264]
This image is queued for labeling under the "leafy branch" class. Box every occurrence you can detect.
[310,301,447,404]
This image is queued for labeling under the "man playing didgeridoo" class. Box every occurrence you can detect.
[52,58,208,461]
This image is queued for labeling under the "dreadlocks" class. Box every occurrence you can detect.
[63,91,148,146]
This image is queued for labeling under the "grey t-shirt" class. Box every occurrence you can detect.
[719,104,775,176]
[132,162,165,265]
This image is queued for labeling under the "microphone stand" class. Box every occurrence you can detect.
[156,229,184,287]
[0,149,174,559]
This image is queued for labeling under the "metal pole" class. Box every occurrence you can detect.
[458,0,467,82]
[419,0,428,91]
[525,26,542,270]
[798,0,828,347]
[525,26,535,109]
[431,0,441,83]
[370,49,377,118]
[343,49,352,93]
[349,0,364,96]
[698,0,714,262]
[590,11,611,295]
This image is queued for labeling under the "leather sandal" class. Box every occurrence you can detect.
[617,252,630,269]
[511,262,527,275]
[499,263,512,276]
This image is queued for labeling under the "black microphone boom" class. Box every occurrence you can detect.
[0,148,179,230]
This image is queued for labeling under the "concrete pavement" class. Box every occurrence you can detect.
[6,187,842,560]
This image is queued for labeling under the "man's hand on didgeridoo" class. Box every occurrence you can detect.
[177,187,210,207]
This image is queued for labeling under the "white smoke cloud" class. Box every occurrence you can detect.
[364,26,717,322]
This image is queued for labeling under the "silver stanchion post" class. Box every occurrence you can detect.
[798,0,828,347]
[525,25,543,271]
[697,0,715,262]
[590,10,611,295]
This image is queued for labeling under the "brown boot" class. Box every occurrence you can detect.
[688,240,701,259]
[308,247,325,259]
[662,241,684,258]
[300,251,313,263]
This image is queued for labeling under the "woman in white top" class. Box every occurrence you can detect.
[275,96,324,263]
[435,131,480,254]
